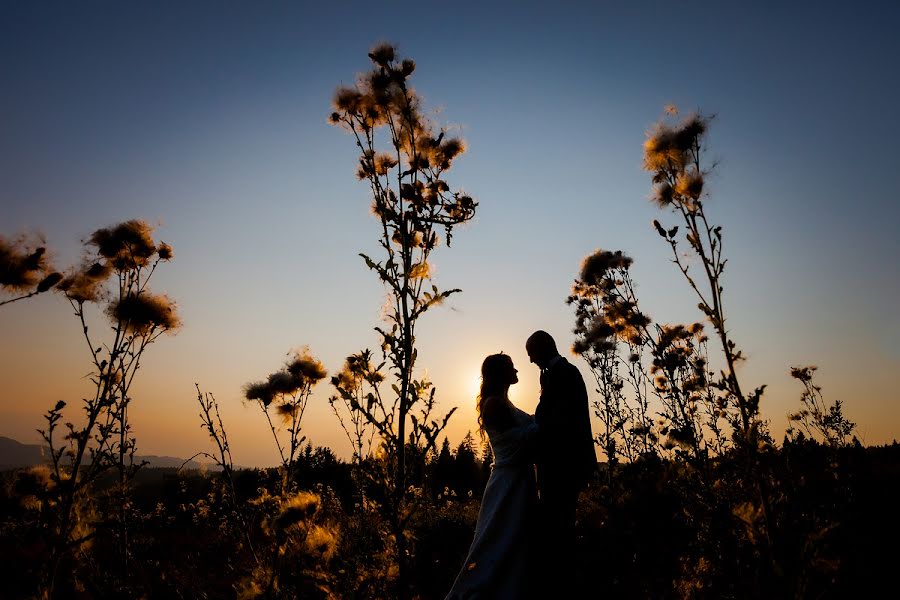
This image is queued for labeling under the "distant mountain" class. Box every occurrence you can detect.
[0,436,46,470]
[0,436,208,471]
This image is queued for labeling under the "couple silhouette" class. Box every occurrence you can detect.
[447,331,596,599]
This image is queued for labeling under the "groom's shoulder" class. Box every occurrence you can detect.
[556,356,577,373]
[557,357,586,383]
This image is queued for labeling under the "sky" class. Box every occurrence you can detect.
[1,1,898,467]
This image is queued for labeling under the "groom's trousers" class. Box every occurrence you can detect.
[537,477,579,596]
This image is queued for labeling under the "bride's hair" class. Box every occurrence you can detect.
[477,353,514,436]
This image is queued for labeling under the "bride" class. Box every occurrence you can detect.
[446,353,539,600]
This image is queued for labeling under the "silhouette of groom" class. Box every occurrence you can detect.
[527,330,595,593]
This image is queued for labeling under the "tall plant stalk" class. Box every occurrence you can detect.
[40,220,179,594]
[329,43,475,594]
[243,349,327,497]
[643,109,766,443]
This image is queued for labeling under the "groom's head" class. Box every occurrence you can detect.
[526,330,559,369]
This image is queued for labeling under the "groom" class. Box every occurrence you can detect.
[527,330,595,591]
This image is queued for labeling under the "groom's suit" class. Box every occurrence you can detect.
[534,355,595,591]
[535,355,595,497]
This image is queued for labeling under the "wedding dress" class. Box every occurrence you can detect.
[446,404,538,600]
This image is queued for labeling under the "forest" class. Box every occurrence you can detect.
[1,44,898,599]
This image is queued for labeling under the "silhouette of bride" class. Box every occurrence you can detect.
[446,353,538,599]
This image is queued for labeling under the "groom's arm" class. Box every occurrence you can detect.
[565,363,596,483]
[535,372,569,461]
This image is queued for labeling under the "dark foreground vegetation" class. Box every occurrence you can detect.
[2,439,898,598]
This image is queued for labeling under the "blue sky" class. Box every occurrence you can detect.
[1,1,898,465]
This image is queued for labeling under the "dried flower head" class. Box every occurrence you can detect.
[57,261,113,303]
[408,261,431,279]
[368,42,396,67]
[374,152,398,176]
[391,228,424,248]
[304,524,338,561]
[275,402,299,423]
[578,249,633,285]
[14,465,54,497]
[643,125,682,171]
[157,242,174,260]
[643,112,710,175]
[285,347,327,382]
[267,370,301,396]
[0,235,51,291]
[651,182,675,207]
[244,381,274,407]
[108,291,180,334]
[676,170,704,200]
[790,365,817,382]
[273,491,321,532]
[89,220,157,269]
[333,87,363,113]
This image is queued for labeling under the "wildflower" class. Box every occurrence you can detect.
[15,465,54,495]
[409,262,430,279]
[643,125,683,171]
[391,229,424,248]
[651,182,675,207]
[399,59,416,76]
[333,87,363,113]
[674,114,708,151]
[89,220,157,269]
[0,236,51,291]
[457,195,476,211]
[15,465,56,510]
[285,348,327,382]
[578,249,633,285]
[273,491,321,532]
[275,403,298,423]
[790,365,817,382]
[157,242,174,260]
[267,370,301,395]
[331,368,358,391]
[675,170,704,200]
[668,426,694,449]
[244,381,274,407]
[304,524,338,561]
[374,152,398,175]
[434,138,466,169]
[57,261,113,303]
[368,42,396,66]
[108,292,180,334]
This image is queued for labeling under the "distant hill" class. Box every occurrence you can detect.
[0,436,208,471]
[0,436,45,470]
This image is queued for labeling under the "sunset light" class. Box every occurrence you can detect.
[1,2,897,598]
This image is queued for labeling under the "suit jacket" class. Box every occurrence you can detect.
[534,356,596,492]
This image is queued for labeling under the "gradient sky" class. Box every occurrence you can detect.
[1,1,898,467]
